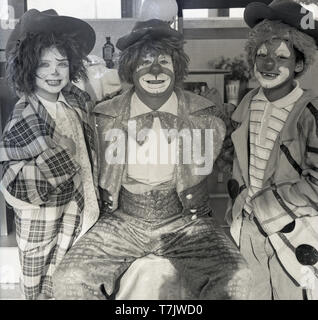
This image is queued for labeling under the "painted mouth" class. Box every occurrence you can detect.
[46,80,62,86]
[146,80,165,84]
[260,72,279,79]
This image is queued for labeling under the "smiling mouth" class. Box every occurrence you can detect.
[260,72,279,79]
[46,80,62,86]
[145,80,165,84]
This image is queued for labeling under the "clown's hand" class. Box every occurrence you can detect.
[99,187,113,214]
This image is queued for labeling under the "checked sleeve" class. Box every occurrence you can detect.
[1,145,80,206]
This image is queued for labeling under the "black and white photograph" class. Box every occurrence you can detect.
[0,0,317,307]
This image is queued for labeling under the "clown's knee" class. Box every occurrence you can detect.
[200,263,253,300]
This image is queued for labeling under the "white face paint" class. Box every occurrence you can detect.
[254,64,290,89]
[257,43,268,56]
[275,41,292,58]
[35,46,70,101]
[135,54,174,95]
[254,40,295,89]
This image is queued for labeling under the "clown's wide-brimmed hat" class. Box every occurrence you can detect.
[6,9,96,56]
[244,0,318,43]
[116,19,183,51]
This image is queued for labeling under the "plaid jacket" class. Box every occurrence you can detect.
[0,83,99,213]
[0,84,100,299]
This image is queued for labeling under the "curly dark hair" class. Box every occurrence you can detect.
[118,34,189,86]
[6,32,88,95]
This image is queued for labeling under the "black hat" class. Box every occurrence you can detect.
[6,9,96,56]
[244,0,318,43]
[116,18,182,51]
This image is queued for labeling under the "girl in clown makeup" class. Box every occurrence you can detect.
[227,0,318,300]
[0,9,100,299]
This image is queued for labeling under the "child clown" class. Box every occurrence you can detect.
[227,0,318,300]
[0,9,100,299]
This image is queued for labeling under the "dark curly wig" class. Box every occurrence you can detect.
[118,34,189,86]
[6,32,88,95]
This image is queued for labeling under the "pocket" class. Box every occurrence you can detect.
[250,186,295,235]
[276,182,308,208]
[269,216,318,287]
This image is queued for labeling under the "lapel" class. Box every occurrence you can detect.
[231,88,258,185]
[176,87,215,117]
[174,88,217,192]
[262,90,315,184]
[93,88,133,119]
[93,89,132,198]
[26,93,62,144]
[93,87,213,128]
[62,85,99,162]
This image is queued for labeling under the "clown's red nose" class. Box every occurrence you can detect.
[150,63,162,76]
[263,57,275,71]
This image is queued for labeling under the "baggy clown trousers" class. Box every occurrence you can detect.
[52,187,252,299]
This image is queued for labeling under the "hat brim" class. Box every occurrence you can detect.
[39,16,96,55]
[244,2,318,43]
[6,10,95,56]
[244,2,279,28]
[116,26,182,51]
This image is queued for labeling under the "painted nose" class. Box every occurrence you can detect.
[150,63,162,76]
[263,57,276,71]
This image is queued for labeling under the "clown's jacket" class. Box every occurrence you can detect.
[93,87,226,217]
[226,87,318,297]
[0,84,100,238]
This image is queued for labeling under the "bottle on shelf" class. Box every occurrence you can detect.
[200,83,207,95]
[102,36,115,69]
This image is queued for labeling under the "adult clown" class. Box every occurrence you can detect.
[53,19,252,300]
[227,0,318,300]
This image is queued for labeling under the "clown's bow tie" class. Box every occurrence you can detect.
[127,110,184,145]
